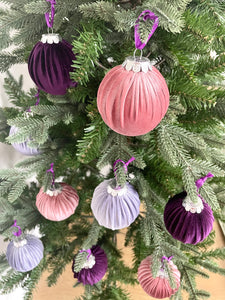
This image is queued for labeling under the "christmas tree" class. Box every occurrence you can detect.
[0,0,225,299]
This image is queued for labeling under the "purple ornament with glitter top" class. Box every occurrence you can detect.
[6,221,44,272]
[9,126,40,156]
[91,178,140,230]
[164,173,214,244]
[72,245,108,285]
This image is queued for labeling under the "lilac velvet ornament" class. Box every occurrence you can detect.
[72,245,108,285]
[164,191,214,244]
[28,33,77,95]
[91,179,140,230]
[6,234,44,272]
[9,126,40,156]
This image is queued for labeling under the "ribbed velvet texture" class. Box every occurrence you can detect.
[91,179,140,230]
[97,65,169,136]
[72,245,108,285]
[28,39,77,95]
[36,183,79,221]
[138,256,180,299]
[6,234,44,272]
[9,126,40,156]
[164,191,214,244]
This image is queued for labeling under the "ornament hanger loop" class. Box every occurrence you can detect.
[11,220,22,237]
[113,157,135,176]
[133,48,143,60]
[45,0,56,30]
[46,162,55,187]
[161,255,173,269]
[195,172,214,192]
[47,26,54,34]
[80,249,92,260]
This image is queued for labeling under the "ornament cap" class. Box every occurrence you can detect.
[182,195,204,214]
[122,56,152,73]
[107,180,128,196]
[41,33,62,44]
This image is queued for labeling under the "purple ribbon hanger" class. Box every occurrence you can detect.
[113,157,135,189]
[11,220,22,237]
[46,163,55,186]
[80,249,92,260]
[161,255,174,270]
[134,10,159,50]
[45,0,56,28]
[195,172,214,192]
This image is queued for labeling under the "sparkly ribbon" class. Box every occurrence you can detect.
[80,249,92,260]
[195,172,214,192]
[134,10,159,50]
[11,220,22,237]
[46,163,55,186]
[45,0,56,28]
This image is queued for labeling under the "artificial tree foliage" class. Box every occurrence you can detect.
[0,0,225,299]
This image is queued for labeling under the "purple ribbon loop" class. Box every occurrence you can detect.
[45,0,56,28]
[11,220,22,237]
[195,172,214,192]
[113,157,135,176]
[134,10,159,50]
[46,163,55,186]
[162,255,174,262]
[34,88,40,106]
[80,249,92,260]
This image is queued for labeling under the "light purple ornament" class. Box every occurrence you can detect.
[9,126,40,156]
[72,245,108,285]
[6,234,44,272]
[91,179,140,230]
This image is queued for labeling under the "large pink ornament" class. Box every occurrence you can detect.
[36,183,79,221]
[97,56,169,136]
[138,256,180,299]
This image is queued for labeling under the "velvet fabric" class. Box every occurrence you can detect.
[164,191,214,244]
[97,65,169,136]
[72,245,108,285]
[6,234,44,272]
[36,183,79,221]
[138,256,180,299]
[28,39,77,95]
[91,179,140,230]
[9,126,40,156]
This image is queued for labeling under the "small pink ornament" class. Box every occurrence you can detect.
[97,56,169,136]
[36,183,79,221]
[138,256,180,299]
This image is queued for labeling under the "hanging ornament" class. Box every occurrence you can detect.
[138,255,180,299]
[97,10,169,136]
[6,220,44,272]
[164,173,214,244]
[28,0,77,95]
[9,90,41,156]
[36,163,79,221]
[72,246,108,285]
[91,157,140,230]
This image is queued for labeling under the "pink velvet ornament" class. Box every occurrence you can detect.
[97,56,169,136]
[36,183,79,221]
[138,256,180,299]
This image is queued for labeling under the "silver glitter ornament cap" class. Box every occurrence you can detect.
[122,56,152,73]
[41,33,62,44]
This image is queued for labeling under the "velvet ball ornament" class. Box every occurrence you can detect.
[91,179,140,230]
[72,245,108,285]
[138,256,180,299]
[28,33,77,95]
[36,183,79,221]
[9,126,40,156]
[164,191,214,244]
[6,234,44,272]
[97,56,169,136]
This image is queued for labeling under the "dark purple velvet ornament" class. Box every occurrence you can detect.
[28,33,77,95]
[164,191,214,244]
[72,245,108,285]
